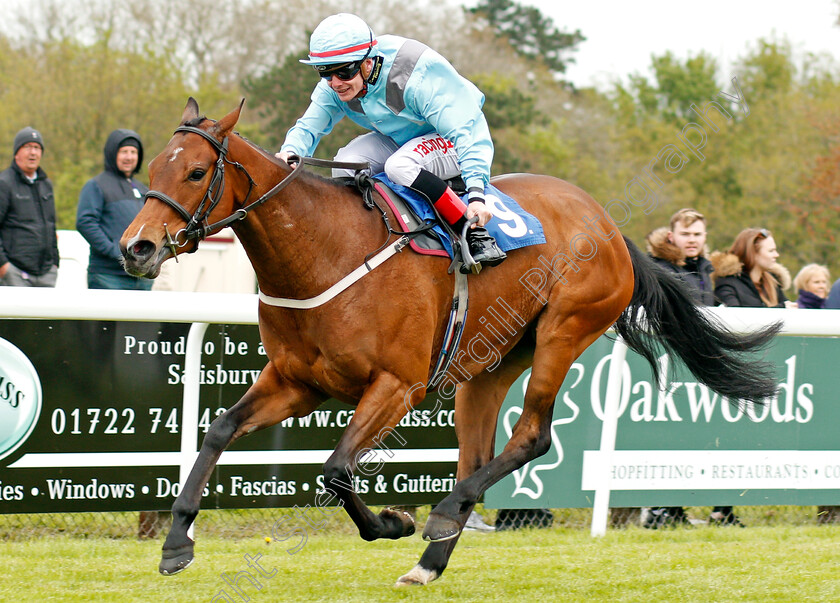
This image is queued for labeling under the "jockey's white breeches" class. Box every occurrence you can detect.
[332,132,462,186]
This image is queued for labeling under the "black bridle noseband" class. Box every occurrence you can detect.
[143,124,369,257]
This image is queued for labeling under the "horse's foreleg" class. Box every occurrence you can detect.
[322,372,418,542]
[160,364,322,575]
[398,347,532,586]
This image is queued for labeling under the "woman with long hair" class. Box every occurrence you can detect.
[712,228,795,309]
[709,228,795,526]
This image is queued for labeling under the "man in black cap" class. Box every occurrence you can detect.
[0,126,59,287]
[76,129,151,290]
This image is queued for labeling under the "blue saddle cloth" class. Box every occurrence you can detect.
[375,174,546,258]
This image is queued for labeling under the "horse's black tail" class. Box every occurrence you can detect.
[614,236,781,404]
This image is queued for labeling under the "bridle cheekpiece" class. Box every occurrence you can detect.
[143,124,258,256]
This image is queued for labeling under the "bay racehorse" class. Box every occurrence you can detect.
[121,98,779,586]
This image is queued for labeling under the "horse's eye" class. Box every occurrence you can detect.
[188,169,206,181]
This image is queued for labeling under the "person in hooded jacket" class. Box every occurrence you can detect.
[76,129,152,290]
[0,127,59,287]
[827,279,840,309]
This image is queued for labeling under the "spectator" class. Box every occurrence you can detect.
[642,208,715,528]
[823,277,840,309]
[76,129,152,290]
[711,228,796,310]
[647,208,715,305]
[793,264,830,309]
[77,129,156,534]
[791,263,839,522]
[710,227,795,526]
[0,127,59,287]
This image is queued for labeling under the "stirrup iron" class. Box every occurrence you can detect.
[458,216,481,275]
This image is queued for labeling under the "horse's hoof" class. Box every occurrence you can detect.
[422,512,461,542]
[395,564,438,587]
[159,544,195,576]
[380,507,416,539]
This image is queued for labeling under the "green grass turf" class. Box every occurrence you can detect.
[2,523,839,602]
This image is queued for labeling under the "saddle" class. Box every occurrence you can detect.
[349,174,482,273]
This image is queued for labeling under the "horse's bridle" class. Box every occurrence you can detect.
[144,124,370,256]
[144,125,255,254]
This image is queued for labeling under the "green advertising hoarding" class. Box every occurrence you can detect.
[3,315,838,515]
[486,335,840,509]
[0,320,457,513]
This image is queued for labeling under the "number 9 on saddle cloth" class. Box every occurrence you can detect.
[359,173,546,270]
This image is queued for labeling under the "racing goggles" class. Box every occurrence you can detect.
[314,60,364,81]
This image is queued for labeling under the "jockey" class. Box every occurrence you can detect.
[276,13,506,271]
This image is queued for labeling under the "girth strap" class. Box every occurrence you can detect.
[258,235,411,309]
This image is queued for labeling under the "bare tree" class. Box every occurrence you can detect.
[3,0,330,87]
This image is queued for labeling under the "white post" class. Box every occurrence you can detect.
[181,322,208,539]
[591,336,628,537]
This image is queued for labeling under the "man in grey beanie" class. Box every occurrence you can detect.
[0,126,59,286]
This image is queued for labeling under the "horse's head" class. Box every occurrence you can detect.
[120,97,245,278]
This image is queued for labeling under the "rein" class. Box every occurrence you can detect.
[144,124,368,253]
[145,124,435,310]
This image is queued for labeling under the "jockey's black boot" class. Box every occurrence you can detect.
[466,226,506,268]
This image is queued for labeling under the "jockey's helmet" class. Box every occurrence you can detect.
[300,13,377,67]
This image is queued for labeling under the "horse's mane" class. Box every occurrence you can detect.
[234,130,360,194]
[189,115,358,197]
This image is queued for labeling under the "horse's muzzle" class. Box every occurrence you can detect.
[121,237,169,278]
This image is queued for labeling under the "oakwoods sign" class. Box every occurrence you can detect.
[486,334,840,509]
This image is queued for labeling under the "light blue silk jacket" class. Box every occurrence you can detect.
[281,35,494,192]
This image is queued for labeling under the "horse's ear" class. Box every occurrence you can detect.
[181,97,200,125]
[212,98,246,139]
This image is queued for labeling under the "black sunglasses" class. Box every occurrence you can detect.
[757,228,771,238]
[314,61,364,81]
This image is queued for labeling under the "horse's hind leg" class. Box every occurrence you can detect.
[160,364,322,575]
[398,345,532,586]
[423,312,606,543]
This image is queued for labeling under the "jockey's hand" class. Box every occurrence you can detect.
[274,151,297,165]
[467,202,492,228]
[466,189,492,228]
